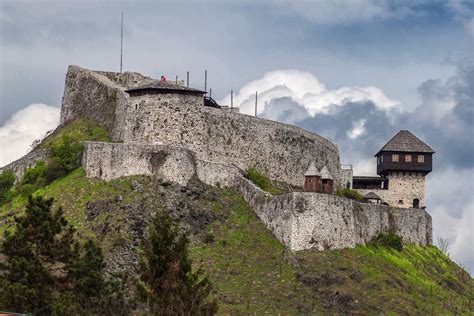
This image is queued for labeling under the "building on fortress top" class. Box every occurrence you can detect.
[125,82,206,97]
[353,130,435,209]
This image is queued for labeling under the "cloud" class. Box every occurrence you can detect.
[0,103,60,166]
[275,0,421,25]
[426,168,474,271]
[220,69,399,117]
[228,62,474,271]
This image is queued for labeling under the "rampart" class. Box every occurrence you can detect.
[0,148,49,180]
[82,141,432,250]
[61,66,341,187]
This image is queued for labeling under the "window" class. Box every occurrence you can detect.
[398,200,403,205]
[381,156,384,162]
[405,154,412,162]
[392,154,399,162]
[413,199,420,208]
[418,155,425,163]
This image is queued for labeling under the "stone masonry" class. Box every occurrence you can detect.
[1,65,434,252]
[357,172,425,208]
[60,65,341,187]
[82,141,432,250]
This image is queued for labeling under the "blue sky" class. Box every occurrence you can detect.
[1,0,473,270]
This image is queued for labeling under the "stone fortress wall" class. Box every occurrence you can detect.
[356,172,426,208]
[60,66,341,188]
[82,141,432,250]
[1,65,433,251]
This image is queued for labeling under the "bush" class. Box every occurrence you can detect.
[49,135,83,173]
[336,188,364,201]
[21,161,48,187]
[245,167,284,195]
[371,232,404,251]
[246,167,271,190]
[18,136,83,196]
[0,170,15,205]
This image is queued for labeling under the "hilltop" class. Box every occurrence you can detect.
[0,66,472,314]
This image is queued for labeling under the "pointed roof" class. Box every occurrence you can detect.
[320,165,333,180]
[304,162,320,177]
[375,130,435,156]
[364,192,381,200]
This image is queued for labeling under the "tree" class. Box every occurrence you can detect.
[137,210,217,315]
[0,195,125,315]
[436,237,450,257]
[0,170,15,205]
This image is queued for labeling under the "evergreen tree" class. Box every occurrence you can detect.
[137,210,217,315]
[0,195,126,315]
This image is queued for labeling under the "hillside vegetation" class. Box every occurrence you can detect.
[1,169,472,314]
[0,121,472,314]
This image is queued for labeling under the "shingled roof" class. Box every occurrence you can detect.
[125,81,205,94]
[375,130,435,156]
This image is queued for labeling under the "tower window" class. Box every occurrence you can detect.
[392,154,399,162]
[405,154,412,162]
[418,155,425,163]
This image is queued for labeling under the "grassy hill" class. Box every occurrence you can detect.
[0,120,472,314]
[1,169,472,315]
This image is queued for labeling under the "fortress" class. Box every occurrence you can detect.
[1,66,433,251]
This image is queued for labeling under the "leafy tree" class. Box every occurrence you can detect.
[137,210,217,315]
[0,170,15,205]
[0,195,125,315]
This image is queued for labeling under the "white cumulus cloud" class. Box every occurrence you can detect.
[0,103,60,167]
[220,69,399,117]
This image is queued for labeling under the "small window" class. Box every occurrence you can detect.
[392,154,399,162]
[405,155,412,162]
[381,156,384,162]
[418,155,424,163]
[398,200,403,205]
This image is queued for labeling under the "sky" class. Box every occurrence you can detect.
[0,0,473,271]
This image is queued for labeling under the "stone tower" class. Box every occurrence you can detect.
[375,130,435,208]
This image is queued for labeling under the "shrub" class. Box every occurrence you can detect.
[370,232,404,251]
[49,135,83,173]
[246,167,271,191]
[336,188,364,201]
[245,167,284,195]
[0,170,15,205]
[21,161,48,187]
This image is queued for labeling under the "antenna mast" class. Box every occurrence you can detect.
[120,11,123,73]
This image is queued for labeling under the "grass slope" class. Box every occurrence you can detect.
[1,170,472,314]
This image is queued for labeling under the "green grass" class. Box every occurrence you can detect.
[39,118,111,149]
[190,188,473,314]
[1,171,472,314]
[245,167,287,195]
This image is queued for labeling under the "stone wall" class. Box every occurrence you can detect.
[234,180,432,251]
[61,66,341,187]
[356,172,426,208]
[122,94,340,187]
[0,148,50,181]
[81,141,432,251]
[82,141,241,187]
[337,165,353,189]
